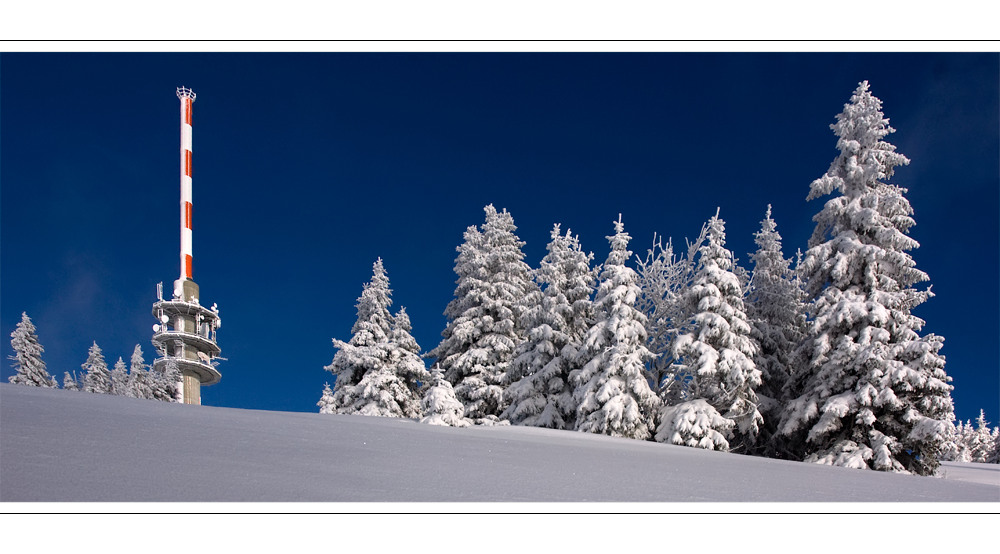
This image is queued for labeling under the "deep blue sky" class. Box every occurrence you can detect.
[2,52,997,425]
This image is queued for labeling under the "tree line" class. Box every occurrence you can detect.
[8,312,182,402]
[318,81,997,476]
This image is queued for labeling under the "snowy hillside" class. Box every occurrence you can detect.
[1,384,997,503]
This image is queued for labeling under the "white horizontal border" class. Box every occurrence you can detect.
[1,1,999,44]
[3,41,1000,53]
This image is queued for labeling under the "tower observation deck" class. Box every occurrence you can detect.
[151,87,222,405]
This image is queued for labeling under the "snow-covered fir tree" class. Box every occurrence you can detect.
[944,415,1000,464]
[779,81,955,476]
[959,420,977,461]
[387,307,432,398]
[62,371,80,391]
[428,205,537,422]
[939,419,970,463]
[8,312,57,388]
[317,383,336,414]
[350,308,430,419]
[324,258,396,414]
[571,215,660,440]
[420,366,471,427]
[351,365,424,418]
[127,345,153,400]
[746,205,806,455]
[636,229,705,402]
[657,399,735,451]
[989,426,1000,464]
[658,210,762,452]
[502,224,595,430]
[149,358,181,403]
[956,420,975,462]
[324,259,428,418]
[111,357,128,396]
[81,342,112,394]
[968,410,995,463]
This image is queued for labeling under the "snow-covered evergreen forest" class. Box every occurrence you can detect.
[9,312,184,404]
[7,81,998,477]
[314,81,999,475]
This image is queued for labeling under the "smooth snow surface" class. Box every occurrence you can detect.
[1,384,997,502]
[937,462,1000,487]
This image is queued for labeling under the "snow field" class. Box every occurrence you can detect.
[2,384,997,502]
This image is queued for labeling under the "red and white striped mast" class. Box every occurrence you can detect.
[178,86,195,281]
[151,86,222,405]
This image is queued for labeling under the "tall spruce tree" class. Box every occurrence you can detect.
[428,205,536,421]
[503,224,595,429]
[81,342,112,394]
[779,81,954,475]
[571,216,660,440]
[746,205,806,454]
[324,258,397,415]
[8,312,57,388]
[658,210,762,452]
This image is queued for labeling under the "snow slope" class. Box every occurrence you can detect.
[1,384,997,502]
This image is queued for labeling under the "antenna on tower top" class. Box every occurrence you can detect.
[176,86,196,101]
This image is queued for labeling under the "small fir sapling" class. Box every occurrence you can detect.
[317,383,336,414]
[420,366,471,427]
[62,371,80,391]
